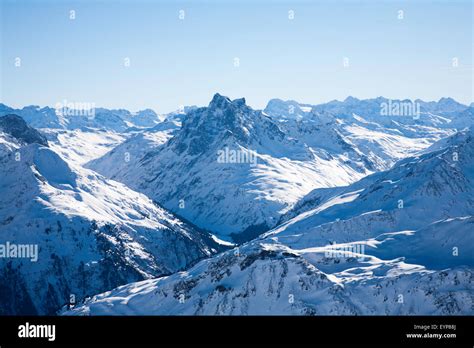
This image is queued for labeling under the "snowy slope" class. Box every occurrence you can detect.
[42,129,127,165]
[63,216,473,315]
[0,122,218,315]
[63,128,474,315]
[41,108,188,167]
[86,120,180,179]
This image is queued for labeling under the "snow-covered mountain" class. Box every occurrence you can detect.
[0,104,68,129]
[264,97,471,170]
[0,115,220,315]
[41,129,127,165]
[63,128,474,315]
[0,104,172,166]
[0,114,49,147]
[2,95,472,316]
[273,126,474,244]
[89,94,471,243]
[0,104,196,167]
[63,242,473,315]
[306,96,470,125]
[90,94,384,243]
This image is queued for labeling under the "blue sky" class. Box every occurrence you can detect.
[1,0,472,113]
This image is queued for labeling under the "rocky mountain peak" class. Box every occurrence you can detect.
[0,114,48,146]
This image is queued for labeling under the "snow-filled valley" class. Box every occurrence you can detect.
[0,95,472,315]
